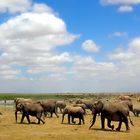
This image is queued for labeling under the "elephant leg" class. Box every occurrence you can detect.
[20,114,25,123]
[44,111,48,117]
[61,114,65,124]
[123,117,130,131]
[78,118,81,125]
[15,110,18,123]
[38,118,40,124]
[26,115,31,124]
[116,115,122,131]
[68,114,70,124]
[60,108,62,114]
[116,120,122,131]
[81,115,85,124]
[107,119,114,130]
[72,116,76,124]
[50,112,53,118]
[37,117,45,124]
[54,111,59,118]
[101,114,105,129]
[38,112,45,124]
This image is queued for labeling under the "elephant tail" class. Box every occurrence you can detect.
[128,115,134,126]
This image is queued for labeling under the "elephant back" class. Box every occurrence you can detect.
[70,106,85,114]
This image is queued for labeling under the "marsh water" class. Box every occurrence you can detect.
[0,100,14,108]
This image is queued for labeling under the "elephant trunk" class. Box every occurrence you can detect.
[128,114,134,126]
[89,113,97,129]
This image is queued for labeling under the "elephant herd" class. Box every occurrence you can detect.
[2,96,140,132]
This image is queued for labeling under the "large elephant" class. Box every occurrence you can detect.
[39,100,59,118]
[89,100,134,131]
[55,101,66,113]
[14,98,33,122]
[16,102,45,124]
[62,106,85,125]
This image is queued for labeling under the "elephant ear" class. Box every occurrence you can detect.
[18,103,24,110]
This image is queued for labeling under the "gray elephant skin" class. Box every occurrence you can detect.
[73,104,86,115]
[62,106,85,125]
[39,100,59,118]
[89,100,134,131]
[14,98,33,122]
[55,101,66,113]
[16,102,45,124]
[133,108,140,116]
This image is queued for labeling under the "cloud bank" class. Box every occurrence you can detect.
[0,0,140,92]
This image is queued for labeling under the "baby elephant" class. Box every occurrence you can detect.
[17,102,45,124]
[62,106,85,125]
[133,108,140,116]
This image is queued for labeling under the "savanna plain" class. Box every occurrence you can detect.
[0,93,140,140]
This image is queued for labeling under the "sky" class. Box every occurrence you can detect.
[0,0,140,93]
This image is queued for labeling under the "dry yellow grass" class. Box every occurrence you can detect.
[0,99,140,140]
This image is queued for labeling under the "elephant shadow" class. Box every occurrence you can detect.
[16,121,42,125]
[61,122,83,125]
[90,128,128,133]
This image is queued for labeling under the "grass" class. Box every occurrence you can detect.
[0,92,139,100]
[0,93,96,100]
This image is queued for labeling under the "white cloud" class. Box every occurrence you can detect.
[109,37,140,78]
[0,0,140,92]
[0,65,21,79]
[118,5,133,12]
[0,0,31,13]
[128,37,140,53]
[100,0,140,5]
[0,12,67,39]
[32,3,55,14]
[0,2,78,81]
[108,32,128,38]
[82,40,100,53]
[100,0,140,12]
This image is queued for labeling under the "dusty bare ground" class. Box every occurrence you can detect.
[0,99,140,140]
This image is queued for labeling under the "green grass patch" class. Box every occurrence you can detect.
[0,93,97,100]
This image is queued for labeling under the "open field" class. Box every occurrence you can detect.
[0,93,140,140]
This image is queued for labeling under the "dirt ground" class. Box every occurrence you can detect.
[1,98,140,140]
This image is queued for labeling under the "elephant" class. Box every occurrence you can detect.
[14,98,33,122]
[73,104,86,115]
[39,100,59,118]
[132,108,140,116]
[75,99,95,114]
[119,95,131,101]
[55,101,66,113]
[16,102,45,124]
[62,106,85,125]
[89,100,134,131]
[75,99,83,104]
[137,98,140,102]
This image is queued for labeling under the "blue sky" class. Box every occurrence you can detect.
[0,0,140,93]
